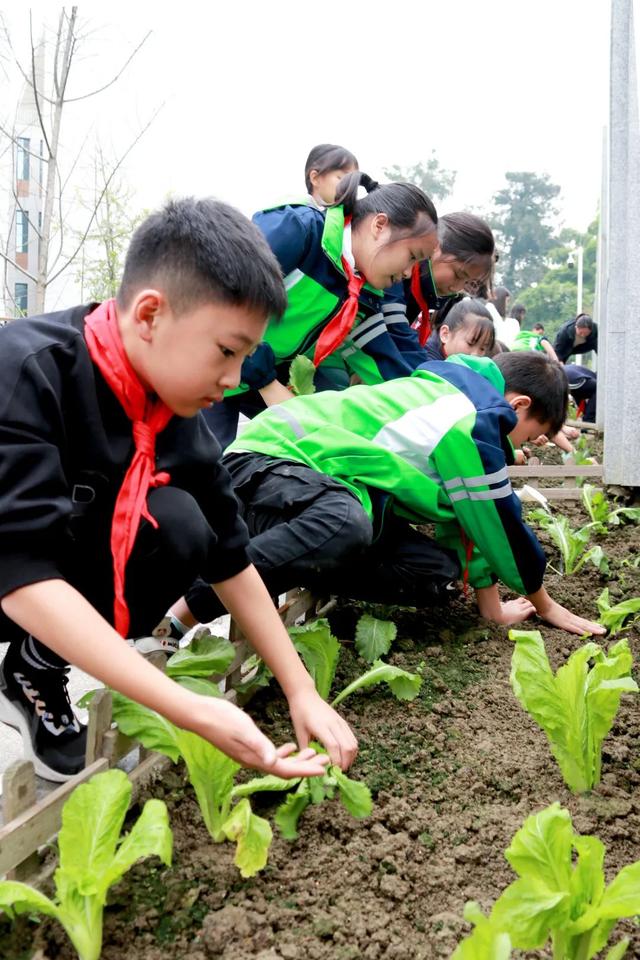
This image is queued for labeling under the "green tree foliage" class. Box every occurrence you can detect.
[515,219,598,338]
[384,151,456,202]
[491,172,561,291]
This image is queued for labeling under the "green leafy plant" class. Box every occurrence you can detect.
[509,630,638,793]
[450,902,512,958]
[453,802,639,959]
[529,508,608,575]
[289,619,422,706]
[165,631,235,679]
[274,748,372,840]
[289,354,316,395]
[110,693,291,877]
[0,769,171,960]
[355,613,397,662]
[582,485,640,529]
[596,588,640,637]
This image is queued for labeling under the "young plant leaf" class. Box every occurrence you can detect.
[0,769,172,960]
[165,633,235,678]
[289,354,316,395]
[354,613,397,663]
[509,631,638,793]
[274,781,312,840]
[173,675,223,697]
[332,766,373,819]
[331,659,422,706]
[596,587,640,637]
[111,693,278,873]
[451,902,512,959]
[221,797,273,878]
[288,618,341,701]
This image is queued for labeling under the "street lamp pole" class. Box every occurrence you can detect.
[576,245,584,314]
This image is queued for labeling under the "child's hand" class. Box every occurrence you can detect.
[495,597,536,624]
[286,688,358,771]
[190,695,330,777]
[527,588,606,636]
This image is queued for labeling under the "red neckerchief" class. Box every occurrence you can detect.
[410,263,433,345]
[313,218,366,367]
[84,299,173,637]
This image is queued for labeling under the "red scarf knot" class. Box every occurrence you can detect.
[84,299,174,637]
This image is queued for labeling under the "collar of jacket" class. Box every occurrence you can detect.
[320,205,384,296]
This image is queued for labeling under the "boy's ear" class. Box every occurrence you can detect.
[507,393,533,414]
[131,290,166,341]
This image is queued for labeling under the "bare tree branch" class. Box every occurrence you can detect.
[28,9,52,157]
[47,105,162,286]
[0,250,38,283]
[64,31,151,102]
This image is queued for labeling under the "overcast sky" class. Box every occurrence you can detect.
[0,1,632,305]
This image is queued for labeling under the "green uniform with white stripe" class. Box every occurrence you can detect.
[228,355,546,595]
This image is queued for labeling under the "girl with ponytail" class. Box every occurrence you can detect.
[204,171,439,447]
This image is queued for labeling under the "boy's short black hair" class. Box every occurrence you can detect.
[117,197,287,321]
[575,313,594,330]
[493,352,568,436]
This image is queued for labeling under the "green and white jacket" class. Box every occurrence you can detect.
[228,355,546,595]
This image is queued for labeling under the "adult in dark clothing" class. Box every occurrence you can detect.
[553,313,598,363]
[0,198,356,783]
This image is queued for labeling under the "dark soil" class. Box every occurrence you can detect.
[2,470,640,960]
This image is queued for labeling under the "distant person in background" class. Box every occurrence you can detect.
[511,324,559,361]
[304,143,359,208]
[532,322,545,335]
[511,302,527,327]
[424,298,495,361]
[564,363,598,422]
[485,286,519,347]
[553,313,598,363]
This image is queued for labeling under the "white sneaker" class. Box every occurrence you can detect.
[129,616,182,655]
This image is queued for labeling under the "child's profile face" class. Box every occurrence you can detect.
[431,254,487,295]
[354,215,438,289]
[134,297,267,417]
[506,395,552,447]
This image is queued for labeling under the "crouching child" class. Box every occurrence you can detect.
[179,353,605,638]
[0,197,357,782]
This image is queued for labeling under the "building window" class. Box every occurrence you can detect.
[16,137,30,181]
[16,211,29,253]
[14,282,28,317]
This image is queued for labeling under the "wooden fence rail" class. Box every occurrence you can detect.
[0,588,321,884]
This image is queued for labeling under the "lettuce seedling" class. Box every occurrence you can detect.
[596,587,640,637]
[529,509,608,575]
[289,354,316,395]
[473,802,638,958]
[354,613,397,662]
[110,693,292,877]
[290,619,422,705]
[509,630,638,793]
[165,630,235,679]
[582,485,640,530]
[0,769,171,960]
[451,902,512,959]
[274,754,372,840]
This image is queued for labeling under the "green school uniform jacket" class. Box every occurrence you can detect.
[228,355,546,595]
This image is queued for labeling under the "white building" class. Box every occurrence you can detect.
[3,45,44,319]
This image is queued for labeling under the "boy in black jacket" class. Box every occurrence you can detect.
[0,198,356,782]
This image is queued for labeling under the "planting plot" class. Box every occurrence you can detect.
[1,482,640,958]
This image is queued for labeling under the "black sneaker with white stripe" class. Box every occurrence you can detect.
[0,638,87,783]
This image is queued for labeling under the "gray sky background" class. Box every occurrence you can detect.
[0,0,632,305]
